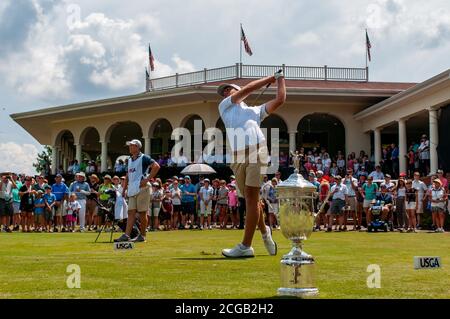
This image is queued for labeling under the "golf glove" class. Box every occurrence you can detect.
[274,70,284,79]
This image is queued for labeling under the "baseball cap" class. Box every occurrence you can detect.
[317,170,324,176]
[76,172,86,178]
[56,174,63,178]
[103,175,112,180]
[126,139,142,148]
[217,83,241,97]
[230,175,236,179]
[184,175,191,180]
[204,178,210,183]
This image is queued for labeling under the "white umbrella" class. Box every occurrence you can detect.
[180,164,216,175]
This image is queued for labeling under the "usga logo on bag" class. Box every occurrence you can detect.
[114,242,135,250]
[414,256,441,269]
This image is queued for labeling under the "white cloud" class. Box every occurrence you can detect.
[0,3,194,98]
[0,142,40,175]
[291,32,321,47]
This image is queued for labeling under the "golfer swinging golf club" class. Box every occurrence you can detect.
[218,70,286,258]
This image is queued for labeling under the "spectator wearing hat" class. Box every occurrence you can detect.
[380,174,395,197]
[199,178,214,230]
[115,139,160,243]
[327,176,348,232]
[373,184,394,222]
[429,179,447,232]
[69,172,91,232]
[180,176,197,229]
[51,174,69,232]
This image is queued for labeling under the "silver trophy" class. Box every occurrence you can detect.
[276,162,318,297]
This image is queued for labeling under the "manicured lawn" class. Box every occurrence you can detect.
[0,229,449,299]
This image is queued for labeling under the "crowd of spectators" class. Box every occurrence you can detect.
[1,134,448,234]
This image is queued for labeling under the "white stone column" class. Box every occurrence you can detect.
[75,144,83,164]
[288,131,297,153]
[398,119,407,175]
[374,128,382,166]
[51,146,58,175]
[100,140,108,173]
[429,109,439,174]
[144,137,151,156]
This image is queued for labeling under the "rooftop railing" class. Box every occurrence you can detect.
[149,63,369,91]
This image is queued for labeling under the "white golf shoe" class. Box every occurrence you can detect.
[222,244,255,258]
[263,225,277,256]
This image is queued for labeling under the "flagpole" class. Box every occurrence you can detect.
[240,23,243,66]
[365,28,368,69]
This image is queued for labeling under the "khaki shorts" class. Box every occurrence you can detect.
[230,144,268,197]
[128,186,151,213]
[54,202,67,217]
[347,197,357,211]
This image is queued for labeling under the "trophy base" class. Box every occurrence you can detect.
[277,287,319,298]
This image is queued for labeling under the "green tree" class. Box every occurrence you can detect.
[33,145,52,175]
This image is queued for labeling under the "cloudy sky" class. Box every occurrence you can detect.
[1,0,450,174]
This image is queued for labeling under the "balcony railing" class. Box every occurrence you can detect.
[149,63,369,91]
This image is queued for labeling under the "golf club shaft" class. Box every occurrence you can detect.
[252,69,283,105]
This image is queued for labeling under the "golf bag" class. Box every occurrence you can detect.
[94,189,141,241]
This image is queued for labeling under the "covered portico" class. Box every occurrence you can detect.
[355,69,450,175]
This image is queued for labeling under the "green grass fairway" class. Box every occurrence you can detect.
[0,230,449,299]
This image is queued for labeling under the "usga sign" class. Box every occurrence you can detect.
[414,256,442,269]
[114,242,135,250]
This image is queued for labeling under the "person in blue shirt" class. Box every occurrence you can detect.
[51,174,69,232]
[34,190,46,232]
[43,185,57,232]
[180,176,197,229]
[372,185,393,222]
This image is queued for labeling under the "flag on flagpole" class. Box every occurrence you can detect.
[240,25,253,56]
[148,43,155,71]
[145,68,151,91]
[366,30,372,62]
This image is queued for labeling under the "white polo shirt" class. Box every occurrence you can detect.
[331,184,348,201]
[219,96,268,152]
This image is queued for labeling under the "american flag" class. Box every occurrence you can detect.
[148,43,155,71]
[366,30,372,62]
[145,68,150,91]
[241,26,253,56]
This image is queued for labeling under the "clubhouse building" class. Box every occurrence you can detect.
[10,63,450,174]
